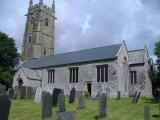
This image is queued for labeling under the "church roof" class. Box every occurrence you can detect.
[21,44,122,69]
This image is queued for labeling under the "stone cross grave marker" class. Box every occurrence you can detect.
[8,89,14,99]
[99,93,107,119]
[58,90,66,112]
[34,87,42,103]
[132,91,137,104]
[52,88,62,107]
[144,104,150,120]
[69,87,76,104]
[135,92,141,103]
[57,111,76,120]
[0,84,6,95]
[0,95,11,120]
[42,91,52,119]
[26,87,34,99]
[78,92,85,109]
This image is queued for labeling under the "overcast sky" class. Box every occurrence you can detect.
[0,0,160,60]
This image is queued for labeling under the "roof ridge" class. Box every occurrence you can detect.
[54,43,122,56]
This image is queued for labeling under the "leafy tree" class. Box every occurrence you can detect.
[155,41,160,83]
[0,32,19,88]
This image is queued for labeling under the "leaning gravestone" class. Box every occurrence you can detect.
[57,111,76,120]
[52,88,62,107]
[144,104,150,120]
[26,87,34,99]
[0,84,6,95]
[117,91,121,99]
[69,87,76,104]
[8,89,14,99]
[42,91,52,119]
[0,95,11,120]
[99,93,107,119]
[34,87,42,103]
[58,90,66,112]
[19,86,26,99]
[135,92,141,103]
[132,91,137,104]
[78,92,85,109]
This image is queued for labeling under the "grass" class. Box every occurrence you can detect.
[9,97,160,120]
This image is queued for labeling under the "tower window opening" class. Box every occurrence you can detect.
[29,36,32,42]
[44,49,46,55]
[45,18,49,26]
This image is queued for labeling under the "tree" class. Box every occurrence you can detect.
[155,41,160,78]
[0,32,19,88]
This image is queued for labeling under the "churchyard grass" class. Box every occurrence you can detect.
[9,97,160,120]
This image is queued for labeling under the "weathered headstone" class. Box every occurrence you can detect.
[106,88,110,99]
[99,93,107,119]
[117,91,121,99]
[34,87,42,103]
[78,92,85,109]
[58,90,66,112]
[52,88,62,107]
[0,95,11,120]
[26,87,34,99]
[144,104,150,120]
[69,87,76,104]
[42,91,52,119]
[132,91,137,104]
[57,111,76,120]
[13,86,20,99]
[19,86,26,99]
[0,84,6,95]
[135,92,141,103]
[8,89,14,99]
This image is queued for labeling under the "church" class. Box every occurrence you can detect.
[13,0,154,98]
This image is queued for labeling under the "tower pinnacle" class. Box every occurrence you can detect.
[52,0,55,10]
[29,0,33,8]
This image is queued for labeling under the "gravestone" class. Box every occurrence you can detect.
[19,86,26,99]
[135,92,141,103]
[99,93,107,119]
[57,111,76,120]
[69,87,76,104]
[52,88,62,107]
[78,92,85,109]
[8,89,14,99]
[26,87,34,99]
[34,87,42,103]
[132,91,137,104]
[117,91,121,99]
[42,91,52,119]
[58,90,66,112]
[0,95,11,120]
[0,84,6,95]
[13,86,20,99]
[106,88,110,99]
[144,104,150,120]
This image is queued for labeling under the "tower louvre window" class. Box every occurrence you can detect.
[45,18,49,26]
[96,65,108,83]
[130,71,137,84]
[29,36,32,42]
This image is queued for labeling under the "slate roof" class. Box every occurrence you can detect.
[21,44,122,69]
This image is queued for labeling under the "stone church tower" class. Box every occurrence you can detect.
[21,0,55,61]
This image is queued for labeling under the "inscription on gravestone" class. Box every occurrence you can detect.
[58,90,66,112]
[78,92,85,109]
[69,87,76,104]
[57,111,76,120]
[0,95,11,120]
[52,88,62,107]
[99,93,107,119]
[42,91,52,119]
[144,104,150,120]
[132,91,137,104]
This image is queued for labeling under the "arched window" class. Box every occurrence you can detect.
[45,18,49,26]
[29,36,32,42]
